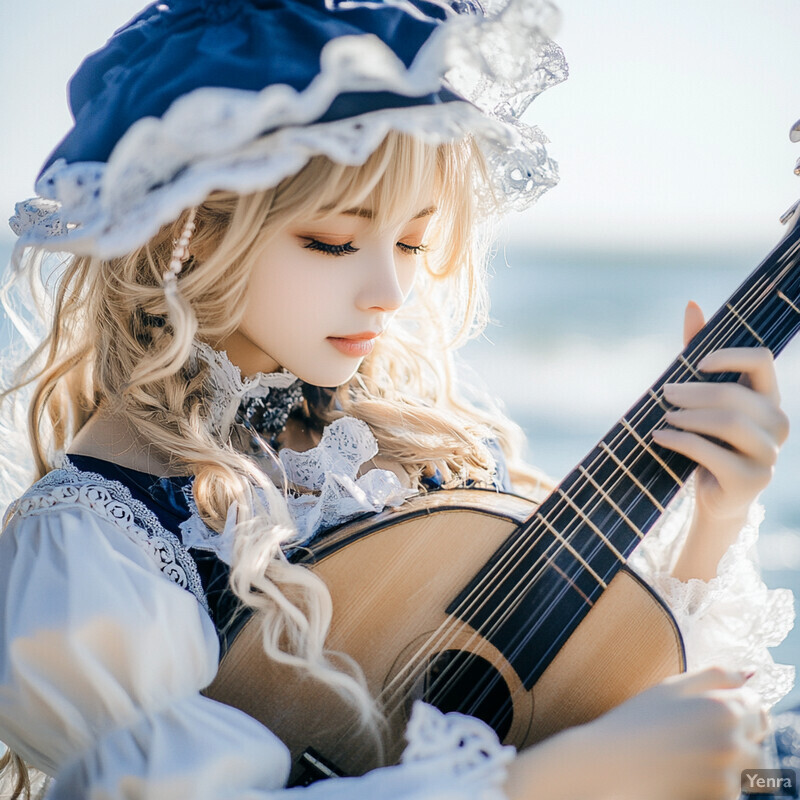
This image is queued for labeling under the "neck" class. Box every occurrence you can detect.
[213,330,281,377]
[67,407,186,477]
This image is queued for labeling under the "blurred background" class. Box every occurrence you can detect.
[1,0,800,713]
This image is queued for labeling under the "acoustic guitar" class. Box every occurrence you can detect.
[205,199,800,786]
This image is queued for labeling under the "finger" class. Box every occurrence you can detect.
[662,408,780,467]
[651,428,772,492]
[684,301,706,347]
[662,666,750,694]
[727,689,772,745]
[696,347,780,402]
[662,382,789,443]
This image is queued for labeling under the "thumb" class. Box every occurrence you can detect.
[683,300,705,347]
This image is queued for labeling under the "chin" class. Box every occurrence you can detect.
[289,362,360,389]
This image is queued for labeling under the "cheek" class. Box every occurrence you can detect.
[239,243,300,340]
[240,246,340,342]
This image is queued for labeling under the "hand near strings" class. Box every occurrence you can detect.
[652,301,789,581]
[505,666,769,800]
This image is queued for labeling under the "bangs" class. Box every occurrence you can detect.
[268,131,474,233]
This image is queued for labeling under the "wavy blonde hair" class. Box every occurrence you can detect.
[0,130,551,797]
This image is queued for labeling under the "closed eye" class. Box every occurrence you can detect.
[397,242,428,255]
[302,238,360,257]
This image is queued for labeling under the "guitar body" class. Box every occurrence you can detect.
[203,210,800,782]
[205,489,685,781]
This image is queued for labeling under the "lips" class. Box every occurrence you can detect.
[327,331,381,357]
[330,331,381,341]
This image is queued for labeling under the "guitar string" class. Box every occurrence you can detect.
[370,247,800,731]
[376,278,780,728]
[326,236,800,744]
[427,256,799,733]
[403,289,791,739]
[455,246,800,732]
[375,310,754,728]
[371,305,756,726]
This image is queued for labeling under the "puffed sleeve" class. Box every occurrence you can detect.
[627,477,796,708]
[0,504,514,800]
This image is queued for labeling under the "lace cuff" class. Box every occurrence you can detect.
[628,479,796,708]
[400,701,515,799]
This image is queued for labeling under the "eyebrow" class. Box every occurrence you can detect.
[341,206,437,220]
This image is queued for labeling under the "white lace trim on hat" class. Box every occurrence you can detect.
[8,0,566,265]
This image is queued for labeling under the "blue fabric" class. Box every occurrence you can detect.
[38,0,470,180]
[66,455,244,653]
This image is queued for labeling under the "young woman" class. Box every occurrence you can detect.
[0,1,793,798]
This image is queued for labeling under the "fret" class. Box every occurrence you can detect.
[576,466,645,541]
[538,517,608,589]
[599,442,665,513]
[551,561,595,606]
[555,488,626,564]
[619,418,684,487]
[778,290,800,315]
[678,354,703,380]
[648,388,671,413]
[726,302,765,345]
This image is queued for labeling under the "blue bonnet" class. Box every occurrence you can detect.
[8,0,567,265]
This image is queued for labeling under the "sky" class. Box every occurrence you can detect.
[0,0,798,252]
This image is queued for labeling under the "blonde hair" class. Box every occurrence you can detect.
[0,130,550,797]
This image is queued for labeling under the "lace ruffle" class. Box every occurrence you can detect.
[7,457,208,613]
[628,479,796,709]
[173,405,417,563]
[401,700,515,798]
[177,482,238,566]
[8,0,566,265]
[278,416,417,547]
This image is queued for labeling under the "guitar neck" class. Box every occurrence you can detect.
[448,208,800,689]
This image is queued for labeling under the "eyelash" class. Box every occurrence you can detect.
[301,238,428,257]
[302,239,359,256]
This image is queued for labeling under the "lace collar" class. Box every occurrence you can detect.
[189,340,303,439]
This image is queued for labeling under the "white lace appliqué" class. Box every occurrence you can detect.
[177,482,239,566]
[402,701,515,798]
[178,414,418,564]
[8,0,567,266]
[10,458,208,613]
[279,416,418,547]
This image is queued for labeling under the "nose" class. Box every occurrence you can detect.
[356,248,410,313]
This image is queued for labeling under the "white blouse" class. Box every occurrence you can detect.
[0,419,794,799]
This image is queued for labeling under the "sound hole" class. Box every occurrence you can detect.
[423,650,513,741]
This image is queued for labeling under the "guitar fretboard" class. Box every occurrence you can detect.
[447,214,800,690]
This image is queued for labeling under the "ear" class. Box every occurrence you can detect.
[683,300,705,347]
